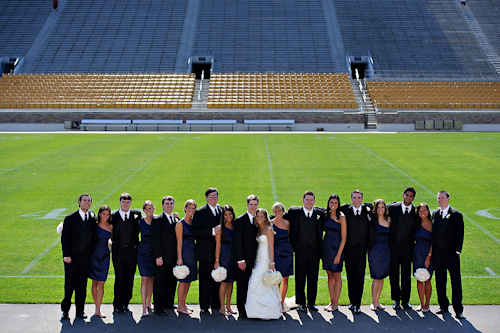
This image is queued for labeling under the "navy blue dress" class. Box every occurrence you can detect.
[219,226,236,282]
[322,217,344,272]
[137,219,155,277]
[368,224,391,279]
[274,225,293,277]
[89,225,111,281]
[412,226,433,277]
[179,220,197,283]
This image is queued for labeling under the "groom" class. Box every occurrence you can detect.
[234,194,259,318]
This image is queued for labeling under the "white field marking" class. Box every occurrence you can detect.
[20,210,48,218]
[20,134,191,274]
[263,134,278,203]
[485,268,496,276]
[339,136,500,246]
[38,208,67,220]
[0,135,113,176]
[0,136,29,144]
[476,209,500,220]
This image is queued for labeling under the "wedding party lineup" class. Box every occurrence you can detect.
[59,187,464,321]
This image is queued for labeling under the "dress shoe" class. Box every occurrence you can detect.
[61,312,69,320]
[298,305,308,312]
[353,306,361,314]
[392,301,401,310]
[200,309,211,315]
[165,304,178,309]
[348,304,353,310]
[455,313,465,319]
[436,308,449,314]
[76,313,87,319]
[307,305,318,312]
[239,312,248,318]
[154,309,168,316]
[402,302,412,310]
[122,306,130,312]
[114,308,126,314]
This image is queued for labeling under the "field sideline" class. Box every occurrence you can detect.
[0,132,499,305]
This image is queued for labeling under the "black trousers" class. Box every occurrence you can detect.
[198,261,220,311]
[344,244,367,307]
[389,241,413,303]
[294,245,320,306]
[153,261,177,311]
[236,264,252,316]
[61,249,91,314]
[434,250,463,314]
[112,247,137,309]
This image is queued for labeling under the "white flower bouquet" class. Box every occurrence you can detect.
[414,268,431,282]
[263,270,282,287]
[211,266,227,282]
[173,265,190,280]
[56,222,64,235]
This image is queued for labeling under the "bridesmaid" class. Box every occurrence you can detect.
[368,199,391,311]
[89,205,113,318]
[412,203,433,312]
[322,195,346,312]
[175,199,198,314]
[215,205,237,316]
[137,200,156,316]
[271,202,293,313]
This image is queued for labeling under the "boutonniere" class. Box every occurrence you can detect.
[317,214,321,220]
[366,207,371,212]
[90,212,95,219]
[445,214,450,219]
[134,213,139,220]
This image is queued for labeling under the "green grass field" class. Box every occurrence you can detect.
[1,132,499,306]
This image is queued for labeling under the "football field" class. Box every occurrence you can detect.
[0,132,499,305]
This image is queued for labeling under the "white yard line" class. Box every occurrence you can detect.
[263,134,279,203]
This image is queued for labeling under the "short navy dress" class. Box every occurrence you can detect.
[137,219,155,277]
[219,226,236,282]
[322,217,344,272]
[274,225,293,277]
[412,226,433,277]
[368,224,391,279]
[89,225,111,281]
[179,220,197,283]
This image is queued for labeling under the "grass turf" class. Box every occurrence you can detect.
[0,132,499,305]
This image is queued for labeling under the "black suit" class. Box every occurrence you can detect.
[432,206,464,314]
[61,209,96,314]
[111,209,142,310]
[285,206,325,307]
[234,212,258,316]
[151,212,179,311]
[340,203,374,307]
[388,202,417,304]
[192,203,222,311]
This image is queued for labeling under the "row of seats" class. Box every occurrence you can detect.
[207,73,357,109]
[367,81,500,109]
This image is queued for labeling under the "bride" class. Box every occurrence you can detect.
[245,208,282,320]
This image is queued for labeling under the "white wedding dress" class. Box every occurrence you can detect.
[245,234,282,319]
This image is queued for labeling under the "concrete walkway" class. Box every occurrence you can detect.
[0,304,496,332]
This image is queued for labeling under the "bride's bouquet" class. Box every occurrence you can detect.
[263,270,282,287]
[173,265,190,280]
[414,268,431,282]
[56,222,64,235]
[211,266,227,282]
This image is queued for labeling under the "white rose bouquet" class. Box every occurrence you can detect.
[414,268,431,282]
[211,266,227,282]
[173,265,190,280]
[56,222,64,235]
[263,270,282,287]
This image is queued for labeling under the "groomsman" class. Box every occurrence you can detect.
[285,191,325,312]
[151,196,179,315]
[60,193,96,320]
[433,191,465,319]
[111,193,142,314]
[340,189,375,314]
[192,187,222,314]
[388,187,417,310]
[234,194,259,318]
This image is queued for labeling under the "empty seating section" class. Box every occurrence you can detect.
[24,0,187,73]
[207,73,357,109]
[468,0,500,55]
[367,81,500,109]
[193,0,341,73]
[0,0,51,58]
[0,73,195,108]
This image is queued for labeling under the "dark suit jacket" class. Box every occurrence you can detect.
[388,201,417,247]
[61,209,96,258]
[111,209,142,259]
[340,203,376,248]
[192,203,222,262]
[285,206,326,252]
[234,212,258,269]
[432,207,464,255]
[151,212,178,265]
